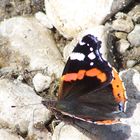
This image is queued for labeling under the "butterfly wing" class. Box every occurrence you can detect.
[58,34,113,100]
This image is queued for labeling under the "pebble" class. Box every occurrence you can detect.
[126,60,136,68]
[0,78,51,135]
[0,17,64,78]
[115,31,127,39]
[128,4,140,23]
[115,39,130,54]
[33,73,52,92]
[127,24,140,47]
[112,12,134,33]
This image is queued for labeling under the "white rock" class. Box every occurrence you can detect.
[133,72,140,91]
[0,129,24,140]
[35,11,53,29]
[45,0,114,38]
[112,12,134,33]
[126,60,136,68]
[63,26,109,61]
[33,73,52,92]
[0,17,64,78]
[116,39,130,54]
[0,78,51,134]
[52,122,96,140]
[127,24,140,47]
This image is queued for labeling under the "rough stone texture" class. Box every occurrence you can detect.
[0,17,64,78]
[115,31,127,39]
[0,78,51,135]
[116,39,130,54]
[52,69,140,140]
[126,60,136,68]
[0,129,24,140]
[33,73,52,92]
[45,0,114,38]
[63,26,109,61]
[0,0,44,22]
[128,4,140,23]
[127,24,140,47]
[112,12,134,33]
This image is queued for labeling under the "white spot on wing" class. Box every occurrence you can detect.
[70,52,85,61]
[90,62,94,66]
[79,40,86,45]
[90,47,93,51]
[88,52,95,60]
[87,43,90,46]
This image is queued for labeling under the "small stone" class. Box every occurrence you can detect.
[133,72,140,91]
[0,129,24,140]
[112,12,134,33]
[115,32,127,39]
[126,60,136,68]
[127,24,140,47]
[116,39,130,54]
[33,73,52,92]
[35,11,53,29]
[128,4,140,23]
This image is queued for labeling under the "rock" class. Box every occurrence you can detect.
[127,24,140,47]
[45,0,114,38]
[0,78,51,134]
[33,73,52,92]
[35,11,53,29]
[126,60,136,68]
[0,129,24,140]
[116,39,130,54]
[114,31,127,39]
[27,122,52,140]
[52,122,96,140]
[128,4,140,23]
[0,17,64,78]
[63,26,109,62]
[112,12,134,33]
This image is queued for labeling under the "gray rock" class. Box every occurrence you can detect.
[112,12,134,33]
[127,24,140,47]
[116,39,130,54]
[128,4,140,23]
[0,78,51,135]
[0,17,64,78]
[126,60,136,68]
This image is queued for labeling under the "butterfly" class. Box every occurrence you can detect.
[42,34,127,125]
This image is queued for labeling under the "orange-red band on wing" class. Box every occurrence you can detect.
[95,119,120,125]
[62,68,107,83]
[111,68,127,104]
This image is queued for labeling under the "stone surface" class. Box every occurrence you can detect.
[112,12,134,33]
[0,17,64,78]
[33,73,52,92]
[52,122,96,140]
[126,60,136,68]
[63,26,109,62]
[0,78,51,134]
[127,24,140,47]
[45,0,114,38]
[0,129,24,140]
[128,4,140,23]
[116,39,130,54]
[35,11,53,29]
[115,31,127,39]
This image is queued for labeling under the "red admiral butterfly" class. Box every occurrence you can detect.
[42,34,127,125]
